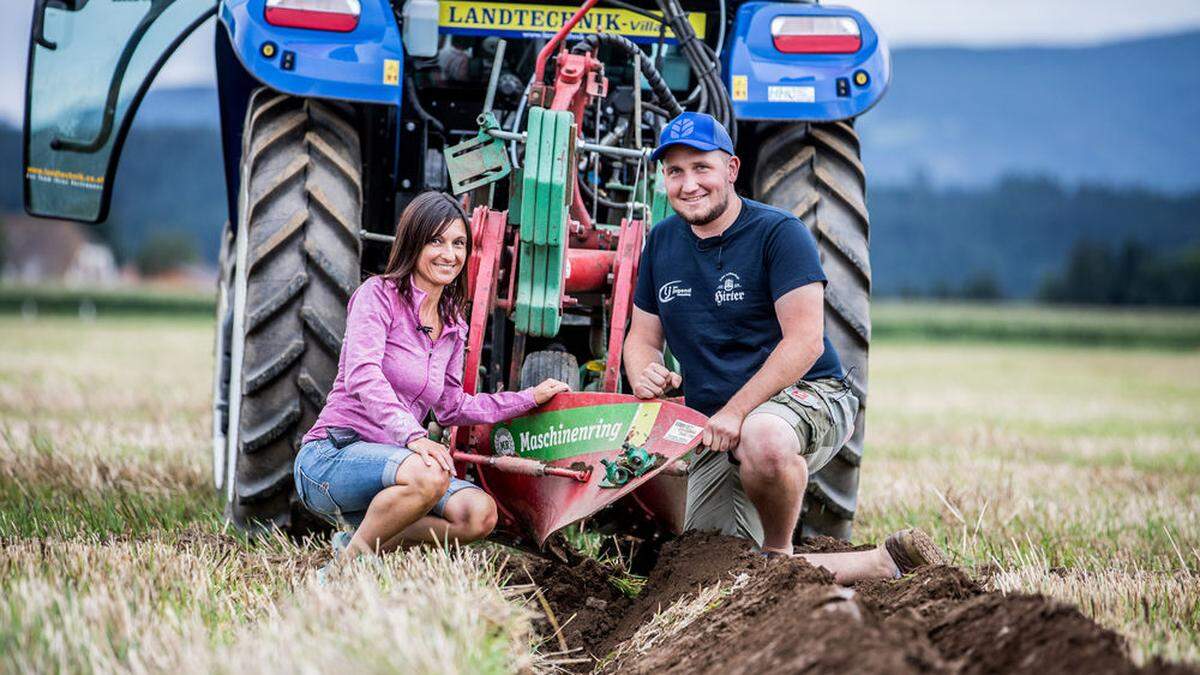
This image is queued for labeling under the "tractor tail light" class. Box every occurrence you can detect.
[770,16,861,54]
[265,0,361,32]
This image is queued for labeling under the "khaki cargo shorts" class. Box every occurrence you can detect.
[683,377,859,545]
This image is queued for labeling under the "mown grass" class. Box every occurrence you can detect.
[873,300,1200,349]
[0,310,1197,670]
[0,317,541,673]
[857,341,1200,664]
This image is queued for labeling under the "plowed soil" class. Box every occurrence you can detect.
[522,532,1196,674]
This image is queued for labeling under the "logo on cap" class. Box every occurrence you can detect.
[668,118,695,140]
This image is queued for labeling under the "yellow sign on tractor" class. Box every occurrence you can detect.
[439,1,707,43]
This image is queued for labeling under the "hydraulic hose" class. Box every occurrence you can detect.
[655,0,735,144]
[572,33,683,118]
[404,77,446,136]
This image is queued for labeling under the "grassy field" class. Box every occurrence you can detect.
[0,311,1197,671]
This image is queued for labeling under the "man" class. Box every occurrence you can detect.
[624,112,942,582]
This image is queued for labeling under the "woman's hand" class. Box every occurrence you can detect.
[409,437,454,474]
[532,378,571,405]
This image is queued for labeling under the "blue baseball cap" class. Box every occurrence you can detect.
[650,112,736,163]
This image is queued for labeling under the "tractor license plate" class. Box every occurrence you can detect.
[438,1,707,44]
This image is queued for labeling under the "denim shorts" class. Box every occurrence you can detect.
[293,437,481,528]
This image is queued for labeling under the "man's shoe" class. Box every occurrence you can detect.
[884,528,947,576]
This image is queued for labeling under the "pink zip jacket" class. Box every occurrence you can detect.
[302,275,538,447]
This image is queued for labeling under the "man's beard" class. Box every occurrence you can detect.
[679,191,730,227]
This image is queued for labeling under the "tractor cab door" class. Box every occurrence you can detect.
[24,0,216,223]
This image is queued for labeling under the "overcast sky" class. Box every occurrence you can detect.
[4,0,1200,125]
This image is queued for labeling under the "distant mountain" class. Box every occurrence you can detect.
[0,117,225,266]
[102,31,1200,194]
[132,86,221,130]
[4,31,1199,299]
[858,31,1200,192]
[869,176,1200,298]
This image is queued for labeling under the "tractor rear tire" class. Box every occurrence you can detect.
[212,220,234,494]
[222,89,363,533]
[753,120,872,541]
[519,350,581,391]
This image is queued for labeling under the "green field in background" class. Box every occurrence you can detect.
[0,312,1196,668]
[873,301,1200,349]
[4,286,1197,349]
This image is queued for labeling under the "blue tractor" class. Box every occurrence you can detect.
[24,0,888,542]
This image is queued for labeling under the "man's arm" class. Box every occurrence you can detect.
[702,281,826,451]
[624,306,682,399]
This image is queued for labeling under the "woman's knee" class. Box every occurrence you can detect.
[395,460,451,505]
[447,491,498,540]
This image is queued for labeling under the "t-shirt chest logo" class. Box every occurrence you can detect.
[715,272,746,306]
[658,280,693,304]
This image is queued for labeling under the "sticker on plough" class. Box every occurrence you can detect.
[475,392,708,545]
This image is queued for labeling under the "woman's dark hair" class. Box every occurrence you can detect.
[381,191,472,325]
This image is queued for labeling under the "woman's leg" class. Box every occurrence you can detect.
[380,487,498,549]
[347,456,450,557]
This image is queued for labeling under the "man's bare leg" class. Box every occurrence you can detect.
[346,458,450,557]
[737,414,899,584]
[738,414,807,552]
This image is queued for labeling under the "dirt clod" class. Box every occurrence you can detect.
[521,532,1197,673]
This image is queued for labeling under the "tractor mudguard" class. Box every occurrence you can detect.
[724,2,890,122]
[218,0,404,106]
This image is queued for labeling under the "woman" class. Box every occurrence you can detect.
[294,191,569,560]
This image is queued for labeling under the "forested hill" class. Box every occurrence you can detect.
[2,31,1198,299]
[858,31,1200,192]
[869,176,1199,298]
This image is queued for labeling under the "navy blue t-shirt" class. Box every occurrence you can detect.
[633,198,843,416]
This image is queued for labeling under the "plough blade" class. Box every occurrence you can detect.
[474,392,707,545]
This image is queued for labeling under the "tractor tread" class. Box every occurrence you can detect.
[244,272,307,335]
[247,210,307,275]
[234,462,294,503]
[814,221,871,286]
[754,121,872,540]
[300,305,344,357]
[226,87,362,533]
[240,399,302,454]
[758,145,814,199]
[242,338,306,395]
[296,370,327,410]
[520,350,582,391]
[246,155,308,225]
[306,130,363,193]
[306,183,360,244]
[248,109,306,167]
[790,191,820,222]
[303,236,358,301]
[824,283,871,344]
[810,127,867,180]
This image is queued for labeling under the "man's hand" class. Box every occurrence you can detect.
[409,437,455,474]
[632,363,682,400]
[702,406,745,453]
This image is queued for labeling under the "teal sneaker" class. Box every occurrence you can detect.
[331,530,355,557]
